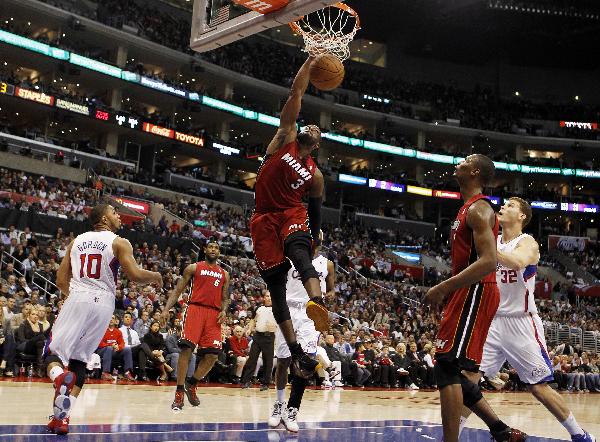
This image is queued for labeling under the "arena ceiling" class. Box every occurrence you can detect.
[346,0,600,69]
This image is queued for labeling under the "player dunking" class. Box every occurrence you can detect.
[162,241,230,411]
[459,198,595,442]
[45,204,163,435]
[424,155,525,442]
[268,233,336,433]
[250,56,328,378]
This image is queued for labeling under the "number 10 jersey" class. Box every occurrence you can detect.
[496,233,538,316]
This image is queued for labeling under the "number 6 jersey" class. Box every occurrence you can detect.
[496,233,538,316]
[70,230,120,295]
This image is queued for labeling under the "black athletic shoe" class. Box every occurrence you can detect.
[491,427,528,441]
[292,352,319,379]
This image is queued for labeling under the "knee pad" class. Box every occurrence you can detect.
[284,232,319,284]
[261,263,291,324]
[44,354,63,371]
[68,359,87,388]
[460,375,484,408]
[434,359,462,388]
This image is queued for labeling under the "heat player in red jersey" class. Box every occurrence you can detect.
[162,241,230,411]
[425,155,526,442]
[250,56,328,378]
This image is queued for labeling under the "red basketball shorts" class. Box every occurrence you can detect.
[181,304,222,350]
[435,282,499,371]
[250,206,310,271]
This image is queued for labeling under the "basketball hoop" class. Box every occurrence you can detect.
[289,2,360,62]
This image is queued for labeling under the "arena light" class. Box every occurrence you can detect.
[560,121,598,130]
[338,173,367,185]
[368,179,405,193]
[70,53,122,78]
[407,185,433,197]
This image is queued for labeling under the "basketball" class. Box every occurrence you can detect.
[309,54,345,91]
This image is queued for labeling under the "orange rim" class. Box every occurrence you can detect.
[289,2,360,35]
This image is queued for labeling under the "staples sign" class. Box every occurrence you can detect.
[114,198,150,214]
[15,87,54,106]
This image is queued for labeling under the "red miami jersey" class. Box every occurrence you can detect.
[254,140,318,213]
[190,261,226,309]
[451,194,499,283]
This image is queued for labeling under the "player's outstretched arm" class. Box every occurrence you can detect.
[113,237,163,287]
[217,270,231,324]
[425,201,497,306]
[266,56,314,156]
[163,264,196,314]
[56,241,74,296]
[497,236,539,270]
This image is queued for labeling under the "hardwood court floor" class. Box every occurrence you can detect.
[0,379,598,441]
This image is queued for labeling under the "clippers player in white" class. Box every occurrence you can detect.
[464,197,595,442]
[44,205,163,435]
[268,234,336,432]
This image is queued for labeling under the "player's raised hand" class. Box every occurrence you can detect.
[217,310,227,324]
[160,309,170,327]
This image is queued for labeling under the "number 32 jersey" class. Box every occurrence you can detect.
[70,230,120,295]
[496,233,538,316]
[254,140,317,213]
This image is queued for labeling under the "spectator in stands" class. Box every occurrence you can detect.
[134,310,151,339]
[165,324,197,382]
[15,306,47,376]
[0,303,16,377]
[323,334,349,385]
[226,325,249,384]
[351,342,371,387]
[138,321,172,381]
[96,314,135,381]
[392,343,419,390]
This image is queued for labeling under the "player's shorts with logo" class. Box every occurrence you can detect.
[47,289,115,364]
[181,303,222,350]
[435,282,500,371]
[480,313,553,384]
[250,205,310,271]
[275,301,320,359]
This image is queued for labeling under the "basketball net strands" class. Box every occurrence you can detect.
[190,0,359,61]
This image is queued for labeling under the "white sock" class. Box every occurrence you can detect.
[66,395,77,418]
[561,413,584,436]
[458,415,468,437]
[277,389,286,402]
[49,366,64,382]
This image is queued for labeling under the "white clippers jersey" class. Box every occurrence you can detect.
[496,233,538,316]
[286,255,329,303]
[69,230,120,295]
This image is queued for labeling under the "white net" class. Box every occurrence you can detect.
[290,3,360,62]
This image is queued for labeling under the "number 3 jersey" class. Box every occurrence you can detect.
[70,230,120,295]
[496,233,538,316]
[254,140,317,213]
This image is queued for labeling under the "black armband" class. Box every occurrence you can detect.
[307,196,322,242]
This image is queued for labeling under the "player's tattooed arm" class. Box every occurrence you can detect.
[497,236,540,270]
[56,240,74,296]
[217,270,231,324]
[266,56,314,155]
[425,200,497,306]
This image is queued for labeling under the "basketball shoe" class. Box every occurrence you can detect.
[268,401,286,427]
[282,406,299,433]
[47,416,69,435]
[291,352,319,379]
[171,390,185,411]
[306,297,329,333]
[491,427,528,441]
[571,432,596,442]
[52,371,76,420]
[184,381,200,406]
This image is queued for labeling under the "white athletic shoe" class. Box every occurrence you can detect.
[333,380,345,388]
[282,406,299,433]
[322,380,333,389]
[409,383,420,390]
[268,401,285,428]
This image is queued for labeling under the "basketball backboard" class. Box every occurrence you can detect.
[190,0,341,53]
